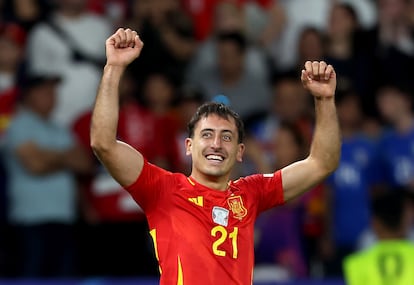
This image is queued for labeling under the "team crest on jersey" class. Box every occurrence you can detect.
[227,195,247,220]
[212,206,229,227]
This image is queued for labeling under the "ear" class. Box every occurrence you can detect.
[185,138,192,156]
[236,143,245,162]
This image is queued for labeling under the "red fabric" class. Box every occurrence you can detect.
[86,0,127,15]
[72,103,173,222]
[0,86,19,135]
[301,184,325,237]
[181,0,218,41]
[181,0,275,41]
[126,161,284,284]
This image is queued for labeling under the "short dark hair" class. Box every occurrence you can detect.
[216,31,247,53]
[371,189,408,231]
[187,102,245,143]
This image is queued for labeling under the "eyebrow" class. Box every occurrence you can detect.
[201,128,234,134]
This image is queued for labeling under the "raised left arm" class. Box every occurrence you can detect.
[281,61,341,201]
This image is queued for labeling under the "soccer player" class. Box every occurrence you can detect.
[90,28,341,284]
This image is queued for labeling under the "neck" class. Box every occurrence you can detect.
[377,230,406,240]
[190,172,230,191]
[221,72,241,86]
[328,37,352,59]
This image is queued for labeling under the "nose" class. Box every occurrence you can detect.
[211,134,222,149]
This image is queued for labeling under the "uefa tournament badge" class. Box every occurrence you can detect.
[212,206,229,227]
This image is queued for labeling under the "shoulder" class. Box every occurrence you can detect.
[128,160,182,188]
[231,172,282,189]
[343,249,368,270]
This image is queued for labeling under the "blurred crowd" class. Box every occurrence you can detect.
[1,0,414,282]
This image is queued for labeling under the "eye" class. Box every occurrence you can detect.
[202,132,212,138]
[223,134,232,142]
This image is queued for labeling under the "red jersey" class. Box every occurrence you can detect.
[126,160,284,284]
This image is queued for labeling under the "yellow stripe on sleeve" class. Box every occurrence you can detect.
[177,255,183,285]
[149,229,162,274]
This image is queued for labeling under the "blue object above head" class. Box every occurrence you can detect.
[212,94,231,106]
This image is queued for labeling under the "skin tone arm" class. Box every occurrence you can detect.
[281,61,341,201]
[16,141,92,175]
[90,28,145,187]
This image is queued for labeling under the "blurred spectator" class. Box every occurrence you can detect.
[173,85,206,176]
[25,0,111,127]
[122,0,151,33]
[343,189,414,284]
[324,3,364,94]
[138,70,183,172]
[376,84,414,190]
[87,0,128,27]
[0,22,26,277]
[322,90,381,277]
[338,0,377,29]
[246,70,313,164]
[181,0,218,42]
[270,0,331,71]
[1,0,52,31]
[181,0,286,45]
[187,31,271,120]
[186,0,271,90]
[3,72,93,277]
[73,68,159,277]
[354,0,414,118]
[254,122,314,279]
[242,0,286,49]
[125,0,197,86]
[0,22,26,132]
[294,26,326,74]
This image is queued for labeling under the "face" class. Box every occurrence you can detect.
[272,127,303,168]
[273,79,307,122]
[377,87,411,123]
[298,29,324,62]
[379,0,407,21]
[26,82,57,117]
[144,74,174,109]
[185,114,245,179]
[328,5,357,37]
[217,41,244,78]
[0,37,22,71]
[337,94,362,127]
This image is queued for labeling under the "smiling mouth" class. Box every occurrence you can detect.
[206,154,224,162]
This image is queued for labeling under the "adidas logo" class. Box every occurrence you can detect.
[188,196,203,207]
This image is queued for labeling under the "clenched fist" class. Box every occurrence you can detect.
[301,61,336,99]
[105,28,144,67]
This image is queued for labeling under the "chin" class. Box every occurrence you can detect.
[201,167,228,178]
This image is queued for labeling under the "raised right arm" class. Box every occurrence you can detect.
[90,28,144,187]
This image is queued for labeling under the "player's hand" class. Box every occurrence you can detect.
[105,28,143,67]
[301,61,336,99]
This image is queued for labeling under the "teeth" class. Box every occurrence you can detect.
[206,155,224,161]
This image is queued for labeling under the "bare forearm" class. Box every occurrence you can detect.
[90,65,124,153]
[20,146,92,175]
[309,97,341,174]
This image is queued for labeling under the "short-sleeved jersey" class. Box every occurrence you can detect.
[343,240,414,285]
[126,160,284,285]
